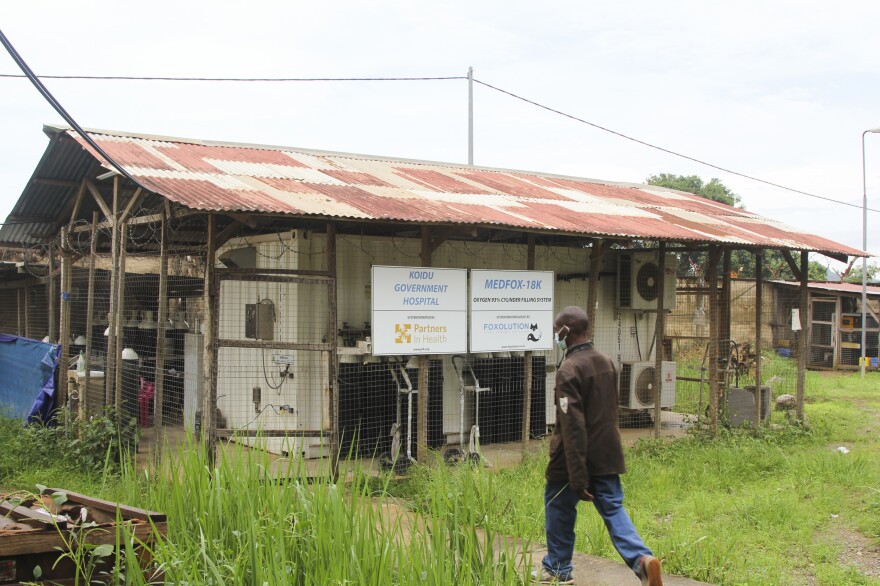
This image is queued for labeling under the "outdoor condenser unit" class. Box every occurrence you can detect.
[618,361,676,410]
[616,252,677,311]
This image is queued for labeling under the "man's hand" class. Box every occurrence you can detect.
[578,488,594,501]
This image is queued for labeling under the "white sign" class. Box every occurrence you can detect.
[470,269,555,352]
[371,266,468,355]
[791,308,802,331]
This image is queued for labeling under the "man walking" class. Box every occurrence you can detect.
[534,306,662,585]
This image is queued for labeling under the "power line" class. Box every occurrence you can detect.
[472,78,880,213]
[0,63,871,213]
[0,72,465,82]
[0,28,140,188]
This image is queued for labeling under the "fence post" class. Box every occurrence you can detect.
[522,234,536,458]
[754,251,764,426]
[417,226,432,462]
[653,242,666,437]
[796,251,808,419]
[327,222,339,479]
[707,246,721,433]
[59,227,71,413]
[114,223,128,424]
[202,214,218,465]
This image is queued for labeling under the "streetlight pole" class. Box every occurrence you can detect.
[860,128,880,378]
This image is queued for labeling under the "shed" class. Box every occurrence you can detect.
[770,280,880,370]
[0,124,868,465]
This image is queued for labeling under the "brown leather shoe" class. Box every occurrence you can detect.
[639,555,663,586]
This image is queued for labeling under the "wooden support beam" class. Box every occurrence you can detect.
[104,190,119,410]
[33,178,80,188]
[721,248,732,345]
[522,234,535,457]
[214,219,246,249]
[796,251,808,420]
[48,243,57,342]
[118,187,144,224]
[58,227,72,410]
[327,222,339,480]
[653,242,667,438]
[84,179,113,220]
[202,214,218,463]
[225,212,259,229]
[754,250,764,426]
[586,239,605,340]
[781,250,802,281]
[67,180,87,228]
[706,245,722,433]
[154,211,169,438]
[82,212,98,419]
[114,222,128,423]
[417,226,432,462]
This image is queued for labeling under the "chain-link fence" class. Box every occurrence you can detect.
[4,216,826,472]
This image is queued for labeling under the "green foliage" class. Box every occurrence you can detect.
[649,173,831,280]
[0,408,138,493]
[5,370,880,585]
[841,261,880,285]
[647,173,742,207]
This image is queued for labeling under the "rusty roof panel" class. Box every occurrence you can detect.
[392,167,491,194]
[455,170,568,200]
[770,280,880,297]
[0,125,864,258]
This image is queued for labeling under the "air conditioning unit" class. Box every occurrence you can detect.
[616,252,677,310]
[618,361,676,410]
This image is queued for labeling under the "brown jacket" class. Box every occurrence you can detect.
[545,342,626,491]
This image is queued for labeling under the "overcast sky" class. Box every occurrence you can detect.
[3,1,880,271]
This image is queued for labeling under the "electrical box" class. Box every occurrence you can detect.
[245,300,275,340]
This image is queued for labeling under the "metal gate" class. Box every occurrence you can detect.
[809,297,836,369]
[211,268,337,459]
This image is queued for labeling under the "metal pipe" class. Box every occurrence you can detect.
[859,129,880,377]
[468,66,474,166]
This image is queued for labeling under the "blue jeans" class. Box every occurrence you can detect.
[542,476,653,579]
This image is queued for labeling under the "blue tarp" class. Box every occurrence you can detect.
[0,334,60,421]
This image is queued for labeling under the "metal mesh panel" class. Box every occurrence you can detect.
[20,209,822,472]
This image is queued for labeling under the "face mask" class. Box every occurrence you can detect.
[556,326,569,351]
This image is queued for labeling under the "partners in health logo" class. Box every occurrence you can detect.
[395,323,412,344]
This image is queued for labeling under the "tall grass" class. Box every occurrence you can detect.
[120,439,532,585]
[5,364,880,585]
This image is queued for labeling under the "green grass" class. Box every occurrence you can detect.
[2,366,880,585]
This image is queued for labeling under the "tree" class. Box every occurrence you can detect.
[648,173,824,281]
[647,173,742,207]
[834,259,880,285]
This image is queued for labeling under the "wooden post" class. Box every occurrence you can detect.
[24,286,30,339]
[707,246,721,433]
[202,214,218,462]
[796,251,808,420]
[417,226,432,462]
[586,239,605,341]
[522,234,535,457]
[721,249,732,346]
[105,182,120,409]
[82,213,98,420]
[58,227,72,412]
[326,222,339,478]
[48,243,57,342]
[155,211,169,439]
[114,223,128,423]
[17,289,21,336]
[754,250,764,426]
[653,242,666,438]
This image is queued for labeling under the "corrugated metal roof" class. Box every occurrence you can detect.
[0,125,867,259]
[770,280,880,297]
